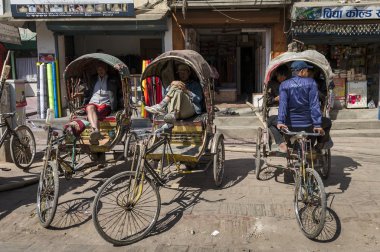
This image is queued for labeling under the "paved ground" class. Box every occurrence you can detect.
[0,137,380,251]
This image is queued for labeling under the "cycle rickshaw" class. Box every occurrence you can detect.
[36,53,133,228]
[92,50,225,245]
[255,50,334,239]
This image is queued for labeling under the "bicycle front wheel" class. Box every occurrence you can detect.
[92,171,161,246]
[294,168,326,239]
[37,161,59,228]
[10,125,36,169]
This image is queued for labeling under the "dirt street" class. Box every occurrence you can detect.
[0,137,380,251]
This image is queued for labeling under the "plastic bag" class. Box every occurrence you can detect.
[368,100,376,109]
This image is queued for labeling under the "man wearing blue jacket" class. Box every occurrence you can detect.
[277,61,331,152]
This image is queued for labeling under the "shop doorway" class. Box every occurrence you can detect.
[240,46,255,100]
[196,28,271,103]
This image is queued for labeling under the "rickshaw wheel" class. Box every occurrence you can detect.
[37,158,59,228]
[124,132,138,161]
[294,168,326,239]
[212,133,225,187]
[319,149,331,180]
[92,171,160,246]
[255,127,263,179]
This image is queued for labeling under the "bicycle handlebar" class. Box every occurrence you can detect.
[154,123,174,135]
[280,128,321,137]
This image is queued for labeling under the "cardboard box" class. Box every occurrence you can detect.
[333,78,346,100]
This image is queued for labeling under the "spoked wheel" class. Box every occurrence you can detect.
[124,132,138,161]
[37,153,59,228]
[92,171,161,246]
[10,125,36,169]
[294,168,326,239]
[212,133,225,187]
[319,149,331,180]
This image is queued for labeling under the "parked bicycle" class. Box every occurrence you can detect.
[0,51,36,169]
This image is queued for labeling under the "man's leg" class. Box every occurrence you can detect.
[315,117,333,149]
[86,104,102,144]
[267,115,284,145]
[86,105,99,131]
[145,86,176,115]
[320,117,332,143]
[167,89,195,119]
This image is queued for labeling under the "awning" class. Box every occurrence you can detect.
[46,19,168,35]
[171,0,291,8]
[0,23,21,45]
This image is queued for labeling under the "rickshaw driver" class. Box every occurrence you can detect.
[276,61,331,150]
[145,64,203,121]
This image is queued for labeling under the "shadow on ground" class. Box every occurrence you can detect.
[0,159,130,228]
[324,155,361,193]
[176,158,253,190]
[314,207,341,243]
[255,154,361,193]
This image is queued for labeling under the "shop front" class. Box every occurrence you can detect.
[9,0,171,116]
[170,4,289,103]
[292,2,380,114]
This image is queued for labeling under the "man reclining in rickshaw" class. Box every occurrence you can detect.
[145,64,203,121]
[73,62,122,144]
[276,61,332,151]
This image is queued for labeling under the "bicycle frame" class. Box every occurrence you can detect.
[129,130,177,206]
[0,121,11,148]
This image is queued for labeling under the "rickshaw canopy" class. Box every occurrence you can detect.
[64,53,130,79]
[140,50,217,88]
[264,50,334,85]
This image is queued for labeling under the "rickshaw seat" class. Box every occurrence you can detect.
[153,113,207,132]
[147,113,207,161]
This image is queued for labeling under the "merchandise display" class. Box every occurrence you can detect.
[305,44,380,109]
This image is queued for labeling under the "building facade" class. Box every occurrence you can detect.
[291,0,380,112]
[169,0,290,102]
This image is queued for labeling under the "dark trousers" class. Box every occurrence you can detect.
[267,115,284,145]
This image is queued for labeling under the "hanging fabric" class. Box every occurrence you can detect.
[15,57,38,82]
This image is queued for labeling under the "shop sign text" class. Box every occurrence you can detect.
[294,5,380,20]
[10,0,134,18]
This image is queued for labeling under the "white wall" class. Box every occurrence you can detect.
[57,35,67,108]
[74,34,161,56]
[36,22,55,54]
[164,17,173,51]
